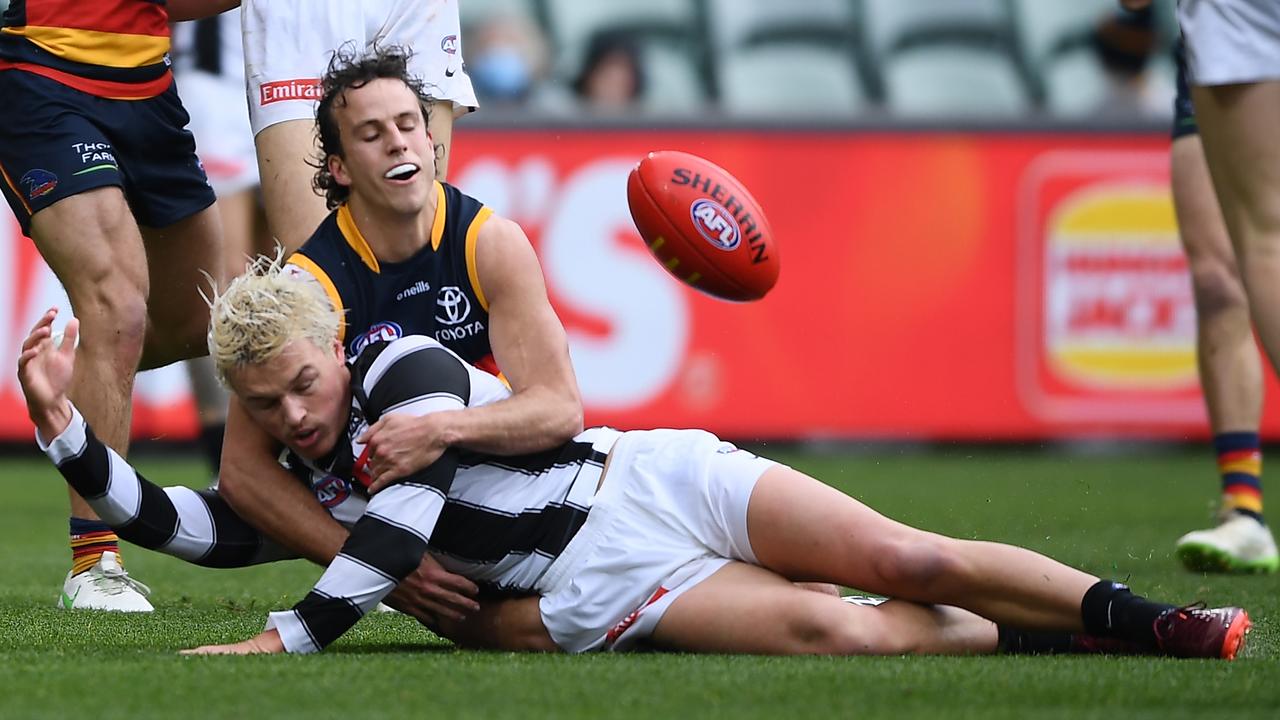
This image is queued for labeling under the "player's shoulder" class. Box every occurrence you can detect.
[290,211,347,264]
[351,335,469,398]
[440,181,493,233]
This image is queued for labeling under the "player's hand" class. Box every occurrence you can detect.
[1119,0,1152,10]
[358,413,451,492]
[180,628,285,655]
[16,308,78,438]
[383,552,480,625]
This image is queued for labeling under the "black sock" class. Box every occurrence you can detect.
[1080,580,1175,647]
[199,422,225,474]
[996,626,1075,655]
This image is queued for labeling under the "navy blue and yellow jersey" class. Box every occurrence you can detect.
[0,0,173,99]
[287,181,500,376]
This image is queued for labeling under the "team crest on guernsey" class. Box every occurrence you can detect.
[20,169,58,200]
[350,321,403,354]
[441,35,458,54]
[690,198,741,251]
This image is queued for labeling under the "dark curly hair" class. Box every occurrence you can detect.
[311,43,437,209]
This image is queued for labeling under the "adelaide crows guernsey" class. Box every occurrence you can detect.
[287,180,499,376]
[0,0,173,98]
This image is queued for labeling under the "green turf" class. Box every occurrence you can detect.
[2,449,1278,719]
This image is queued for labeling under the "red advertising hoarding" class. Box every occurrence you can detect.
[2,129,1276,441]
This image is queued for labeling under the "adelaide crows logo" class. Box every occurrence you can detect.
[20,169,58,200]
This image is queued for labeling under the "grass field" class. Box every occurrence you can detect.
[2,447,1278,719]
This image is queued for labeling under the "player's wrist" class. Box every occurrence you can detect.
[33,399,74,440]
[427,409,465,450]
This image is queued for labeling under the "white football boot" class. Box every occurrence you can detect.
[58,551,154,612]
[1175,513,1279,574]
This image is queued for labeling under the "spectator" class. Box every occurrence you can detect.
[1091,6,1170,118]
[466,14,549,107]
[572,30,646,113]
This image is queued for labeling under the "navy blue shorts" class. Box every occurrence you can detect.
[1172,42,1198,140]
[0,70,216,235]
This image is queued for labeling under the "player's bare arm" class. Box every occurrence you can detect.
[219,396,482,625]
[218,402,347,566]
[361,216,584,489]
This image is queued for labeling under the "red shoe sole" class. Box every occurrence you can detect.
[1221,610,1252,660]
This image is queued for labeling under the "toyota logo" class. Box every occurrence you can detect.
[435,286,471,326]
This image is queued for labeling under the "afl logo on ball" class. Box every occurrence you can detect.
[690,198,741,251]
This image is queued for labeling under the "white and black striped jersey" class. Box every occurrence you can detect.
[267,335,619,653]
[39,334,619,655]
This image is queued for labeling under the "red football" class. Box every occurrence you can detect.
[627,150,779,301]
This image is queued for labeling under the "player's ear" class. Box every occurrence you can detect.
[328,154,352,187]
[332,338,345,363]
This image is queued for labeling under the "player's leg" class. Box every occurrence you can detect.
[27,189,155,611]
[650,561,996,655]
[743,465,1249,658]
[746,466,1093,628]
[1190,82,1280,374]
[427,99,457,181]
[1170,131,1277,572]
[433,594,558,651]
[254,119,329,253]
[184,190,255,474]
[137,205,223,369]
[0,67,161,610]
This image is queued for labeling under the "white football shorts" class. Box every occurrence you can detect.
[240,0,478,136]
[537,428,779,653]
[1178,0,1280,85]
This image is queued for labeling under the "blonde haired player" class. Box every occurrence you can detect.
[17,257,1251,660]
[216,44,583,627]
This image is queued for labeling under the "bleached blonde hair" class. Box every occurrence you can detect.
[204,247,343,386]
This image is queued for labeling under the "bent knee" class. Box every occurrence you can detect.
[142,306,211,368]
[1188,262,1248,318]
[868,536,967,593]
[72,282,149,363]
[780,606,906,656]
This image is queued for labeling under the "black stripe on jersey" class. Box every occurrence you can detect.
[401,447,460,495]
[341,514,430,582]
[54,424,109,499]
[195,489,268,568]
[430,501,589,564]
[457,441,601,477]
[116,478,180,549]
[293,590,362,651]
[364,346,471,423]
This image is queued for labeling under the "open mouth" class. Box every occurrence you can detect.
[294,427,319,446]
[384,163,420,181]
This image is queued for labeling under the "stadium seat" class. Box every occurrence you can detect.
[543,0,709,101]
[640,42,710,113]
[717,45,865,117]
[882,45,1031,117]
[706,0,858,51]
[459,0,537,27]
[1012,0,1116,70]
[862,0,1011,58]
[544,0,698,55]
[1041,48,1110,117]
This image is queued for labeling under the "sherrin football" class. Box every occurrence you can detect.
[627,150,779,301]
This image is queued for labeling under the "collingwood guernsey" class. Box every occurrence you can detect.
[38,335,621,653]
